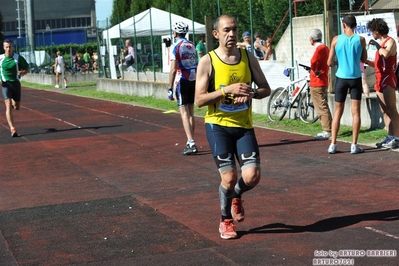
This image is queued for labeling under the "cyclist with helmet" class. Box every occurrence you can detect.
[168,21,198,155]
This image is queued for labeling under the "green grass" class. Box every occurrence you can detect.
[21,81,387,146]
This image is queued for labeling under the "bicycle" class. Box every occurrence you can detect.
[64,65,76,75]
[267,63,318,124]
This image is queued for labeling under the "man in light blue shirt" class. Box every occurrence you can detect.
[327,14,367,154]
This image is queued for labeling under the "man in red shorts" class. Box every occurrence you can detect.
[366,18,399,148]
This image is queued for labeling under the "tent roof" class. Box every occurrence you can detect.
[103,7,206,39]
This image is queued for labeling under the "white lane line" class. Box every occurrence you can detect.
[365,226,399,240]
[27,95,171,129]
[54,118,80,128]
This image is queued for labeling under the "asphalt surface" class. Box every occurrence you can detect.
[0,87,398,266]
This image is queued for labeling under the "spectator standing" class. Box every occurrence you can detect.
[195,15,271,239]
[309,29,332,141]
[54,51,67,89]
[264,36,273,60]
[119,39,136,75]
[92,52,98,71]
[253,32,269,60]
[236,31,252,52]
[366,18,399,148]
[327,14,367,154]
[0,40,29,137]
[196,34,207,61]
[83,51,90,68]
[168,21,198,155]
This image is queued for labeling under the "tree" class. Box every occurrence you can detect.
[111,0,329,47]
[110,0,133,26]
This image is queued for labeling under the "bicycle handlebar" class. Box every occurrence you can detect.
[298,63,311,72]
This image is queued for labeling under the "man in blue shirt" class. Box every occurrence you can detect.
[327,15,367,154]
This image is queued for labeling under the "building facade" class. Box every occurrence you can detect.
[1,0,97,47]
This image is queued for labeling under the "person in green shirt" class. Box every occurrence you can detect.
[0,40,29,137]
[83,51,90,65]
[196,34,207,62]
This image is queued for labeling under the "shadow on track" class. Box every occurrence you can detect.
[238,209,399,237]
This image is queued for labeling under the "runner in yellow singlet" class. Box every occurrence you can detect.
[195,14,271,240]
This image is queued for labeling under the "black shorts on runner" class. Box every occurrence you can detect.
[334,77,362,102]
[205,123,260,172]
[175,79,195,107]
[2,81,21,102]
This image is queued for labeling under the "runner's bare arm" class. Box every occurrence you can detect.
[360,37,367,63]
[379,38,397,58]
[327,36,338,67]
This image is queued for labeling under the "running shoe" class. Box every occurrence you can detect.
[219,219,237,240]
[376,136,392,148]
[183,144,197,155]
[382,137,399,149]
[11,128,18,138]
[231,198,245,222]
[350,144,364,154]
[315,131,331,140]
[55,84,59,89]
[328,144,337,154]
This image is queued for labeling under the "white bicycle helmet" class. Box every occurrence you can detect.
[172,21,189,34]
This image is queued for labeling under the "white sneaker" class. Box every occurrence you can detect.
[316,131,331,140]
[350,144,364,154]
[328,144,337,154]
[55,84,59,89]
[376,136,392,148]
[382,137,399,149]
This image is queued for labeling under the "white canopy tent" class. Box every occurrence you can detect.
[103,7,206,39]
[101,7,206,79]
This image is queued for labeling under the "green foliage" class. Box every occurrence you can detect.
[35,43,98,57]
[111,0,134,26]
[111,0,364,54]
[124,0,326,47]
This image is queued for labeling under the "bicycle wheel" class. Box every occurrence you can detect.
[267,87,288,122]
[299,89,318,124]
[64,68,74,75]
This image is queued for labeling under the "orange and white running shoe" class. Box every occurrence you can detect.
[219,219,237,240]
[231,198,245,222]
[11,127,18,138]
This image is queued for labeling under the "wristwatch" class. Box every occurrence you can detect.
[252,88,259,99]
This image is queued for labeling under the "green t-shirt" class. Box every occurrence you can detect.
[83,52,90,63]
[196,41,207,62]
[0,53,29,82]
